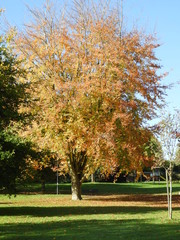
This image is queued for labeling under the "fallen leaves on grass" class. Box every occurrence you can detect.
[2,194,179,208]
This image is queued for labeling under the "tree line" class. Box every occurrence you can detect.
[0,1,179,202]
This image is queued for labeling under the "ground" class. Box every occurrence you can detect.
[0,182,180,239]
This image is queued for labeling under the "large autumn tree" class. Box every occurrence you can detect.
[15,0,166,200]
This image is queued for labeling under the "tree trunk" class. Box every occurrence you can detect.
[153,169,155,183]
[68,147,87,201]
[41,180,46,193]
[91,173,95,182]
[41,166,46,194]
[56,169,59,195]
[169,163,172,219]
[169,173,172,219]
[71,171,82,200]
[166,169,170,218]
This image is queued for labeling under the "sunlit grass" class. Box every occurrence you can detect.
[1,182,180,239]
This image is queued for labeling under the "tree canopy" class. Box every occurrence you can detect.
[15,0,167,200]
[0,24,34,193]
[0,129,36,194]
[0,34,27,129]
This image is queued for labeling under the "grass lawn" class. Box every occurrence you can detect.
[0,182,180,240]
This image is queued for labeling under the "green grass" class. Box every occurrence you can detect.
[1,182,180,240]
[81,182,180,195]
[16,181,180,195]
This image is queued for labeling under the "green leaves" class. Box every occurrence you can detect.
[0,31,33,194]
[0,37,27,129]
[0,128,33,194]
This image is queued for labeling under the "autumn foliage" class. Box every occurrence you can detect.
[15,0,166,200]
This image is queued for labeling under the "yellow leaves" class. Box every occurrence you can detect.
[0,8,5,14]
[13,0,166,179]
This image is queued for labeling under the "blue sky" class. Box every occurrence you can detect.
[1,0,180,119]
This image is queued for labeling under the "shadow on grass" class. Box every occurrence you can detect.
[1,205,180,217]
[1,218,180,240]
[16,182,180,195]
[81,183,180,195]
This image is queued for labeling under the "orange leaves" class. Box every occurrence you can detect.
[15,0,166,179]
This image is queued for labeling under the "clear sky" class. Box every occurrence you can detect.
[1,0,180,119]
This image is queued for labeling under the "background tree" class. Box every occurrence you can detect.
[0,129,36,194]
[155,111,180,219]
[15,0,167,200]
[0,35,26,128]
[0,14,35,194]
[26,149,59,193]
